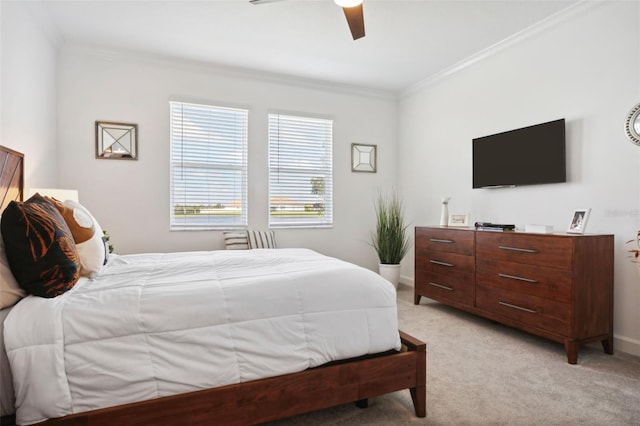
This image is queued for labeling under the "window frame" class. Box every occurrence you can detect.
[267,112,334,229]
[169,100,249,231]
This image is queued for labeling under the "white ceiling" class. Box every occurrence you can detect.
[40,0,578,93]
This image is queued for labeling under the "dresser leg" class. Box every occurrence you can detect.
[601,336,614,355]
[355,399,368,409]
[414,294,422,305]
[564,340,578,364]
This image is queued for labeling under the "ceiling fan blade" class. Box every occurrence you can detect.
[249,0,284,4]
[342,3,365,40]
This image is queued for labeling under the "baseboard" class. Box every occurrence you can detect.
[399,275,414,287]
[614,335,640,357]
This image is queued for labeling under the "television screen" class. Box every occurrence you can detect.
[472,118,566,188]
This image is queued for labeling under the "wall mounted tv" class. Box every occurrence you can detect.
[472,118,566,189]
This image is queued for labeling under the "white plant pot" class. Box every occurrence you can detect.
[378,264,401,289]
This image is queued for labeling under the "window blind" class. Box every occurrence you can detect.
[268,113,333,228]
[170,101,248,230]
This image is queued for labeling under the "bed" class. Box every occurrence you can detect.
[0,145,426,425]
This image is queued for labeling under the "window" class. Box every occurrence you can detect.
[170,101,248,230]
[268,113,333,228]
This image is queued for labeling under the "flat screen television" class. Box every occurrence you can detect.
[472,118,566,188]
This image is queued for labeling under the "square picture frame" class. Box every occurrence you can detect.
[448,213,470,227]
[567,208,591,234]
[96,121,138,160]
[351,143,377,173]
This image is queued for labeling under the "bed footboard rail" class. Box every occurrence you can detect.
[400,330,427,417]
[40,330,426,426]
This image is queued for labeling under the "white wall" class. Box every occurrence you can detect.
[56,48,397,270]
[398,1,640,356]
[6,0,639,356]
[1,1,59,189]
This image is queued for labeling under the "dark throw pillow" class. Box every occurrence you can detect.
[1,194,80,297]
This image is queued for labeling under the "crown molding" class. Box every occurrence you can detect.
[24,1,64,50]
[400,1,604,99]
[59,44,397,102]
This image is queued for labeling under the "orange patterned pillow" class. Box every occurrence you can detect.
[46,197,95,244]
[47,198,107,277]
[0,194,80,297]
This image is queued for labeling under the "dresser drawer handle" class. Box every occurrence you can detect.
[498,245,538,254]
[429,282,453,291]
[498,301,537,314]
[430,238,454,243]
[430,260,454,267]
[498,273,538,283]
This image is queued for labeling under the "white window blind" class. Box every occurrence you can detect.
[268,113,333,228]
[170,101,248,230]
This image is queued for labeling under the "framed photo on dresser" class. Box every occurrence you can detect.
[448,213,470,227]
[567,208,591,234]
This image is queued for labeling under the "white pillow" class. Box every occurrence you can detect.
[48,198,107,277]
[0,231,26,309]
[247,230,276,249]
[223,231,249,250]
[67,200,108,277]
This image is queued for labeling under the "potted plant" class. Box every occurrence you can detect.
[370,189,410,288]
[627,230,639,278]
[627,230,640,262]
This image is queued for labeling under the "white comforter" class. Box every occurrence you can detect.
[4,248,400,425]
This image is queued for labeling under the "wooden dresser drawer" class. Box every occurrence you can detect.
[476,259,571,303]
[415,250,475,276]
[476,232,572,270]
[415,227,474,256]
[476,285,570,335]
[415,270,475,306]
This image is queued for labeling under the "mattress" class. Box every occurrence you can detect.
[4,248,400,425]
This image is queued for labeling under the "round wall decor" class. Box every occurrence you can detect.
[624,102,640,146]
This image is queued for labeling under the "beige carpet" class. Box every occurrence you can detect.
[268,285,640,425]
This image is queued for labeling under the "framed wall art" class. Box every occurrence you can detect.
[351,143,377,173]
[96,121,138,160]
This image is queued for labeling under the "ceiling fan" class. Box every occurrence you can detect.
[249,0,365,40]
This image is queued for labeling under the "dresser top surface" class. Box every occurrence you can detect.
[416,226,613,238]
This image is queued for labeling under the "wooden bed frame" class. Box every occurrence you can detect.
[0,145,426,425]
[0,145,23,210]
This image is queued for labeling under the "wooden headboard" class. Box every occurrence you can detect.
[0,145,24,212]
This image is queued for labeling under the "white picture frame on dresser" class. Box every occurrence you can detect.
[448,213,469,227]
[567,208,591,234]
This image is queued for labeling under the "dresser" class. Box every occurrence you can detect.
[414,226,614,364]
